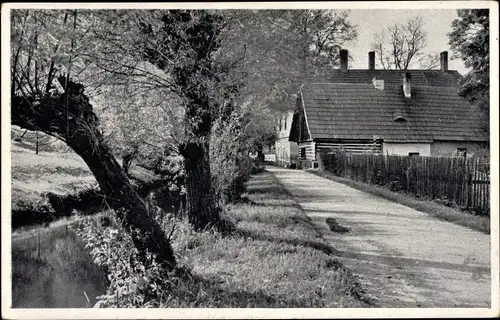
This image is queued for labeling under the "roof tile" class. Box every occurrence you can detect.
[300,82,487,142]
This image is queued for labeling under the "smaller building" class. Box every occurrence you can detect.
[275,110,298,167]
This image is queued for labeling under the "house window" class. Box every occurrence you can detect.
[408,152,420,157]
[300,148,306,159]
[284,115,287,130]
[457,148,467,157]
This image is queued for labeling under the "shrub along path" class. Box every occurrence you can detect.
[268,166,491,308]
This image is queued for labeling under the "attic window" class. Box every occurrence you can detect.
[393,109,406,122]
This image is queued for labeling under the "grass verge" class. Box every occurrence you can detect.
[309,169,489,234]
[163,170,372,307]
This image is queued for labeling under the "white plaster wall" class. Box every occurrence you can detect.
[277,111,294,139]
[382,143,431,156]
[275,111,298,165]
[430,141,489,157]
[275,138,299,165]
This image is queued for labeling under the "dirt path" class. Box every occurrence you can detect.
[268,166,491,308]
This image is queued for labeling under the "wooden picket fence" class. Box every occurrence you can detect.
[320,152,490,216]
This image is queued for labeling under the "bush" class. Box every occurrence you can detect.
[211,148,253,204]
[72,194,226,308]
[250,159,265,174]
[136,152,186,214]
[211,114,257,204]
[73,217,166,307]
[151,154,186,195]
[72,193,183,308]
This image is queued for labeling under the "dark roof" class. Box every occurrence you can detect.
[319,69,463,87]
[299,82,487,143]
[281,69,463,108]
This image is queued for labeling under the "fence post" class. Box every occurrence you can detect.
[37,230,41,260]
[466,158,473,209]
[317,151,324,171]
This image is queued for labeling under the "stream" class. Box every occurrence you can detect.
[11,184,184,308]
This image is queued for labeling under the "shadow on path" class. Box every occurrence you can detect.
[236,228,337,256]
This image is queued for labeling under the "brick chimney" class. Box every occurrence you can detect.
[340,49,348,72]
[440,51,448,72]
[368,51,375,70]
[402,72,411,99]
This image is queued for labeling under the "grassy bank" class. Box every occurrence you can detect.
[12,170,371,308]
[11,143,97,213]
[11,142,161,230]
[309,169,490,234]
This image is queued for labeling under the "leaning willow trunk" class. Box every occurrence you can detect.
[11,78,176,270]
[69,130,176,269]
[180,139,221,231]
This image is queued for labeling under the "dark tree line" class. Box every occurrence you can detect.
[449,9,490,134]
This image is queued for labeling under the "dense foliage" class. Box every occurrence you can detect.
[210,108,267,204]
[449,9,490,133]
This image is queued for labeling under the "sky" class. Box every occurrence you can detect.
[343,9,469,75]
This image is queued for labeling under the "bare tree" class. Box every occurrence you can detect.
[417,53,441,70]
[371,17,439,70]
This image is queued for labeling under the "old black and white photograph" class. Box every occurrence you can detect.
[1,1,498,319]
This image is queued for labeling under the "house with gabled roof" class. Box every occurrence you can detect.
[288,49,488,168]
